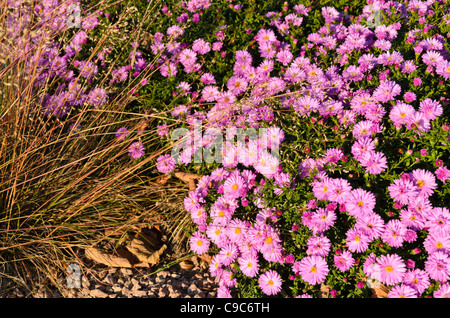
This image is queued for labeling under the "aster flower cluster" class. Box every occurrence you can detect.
[148,0,450,298]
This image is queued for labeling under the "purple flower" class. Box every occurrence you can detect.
[404,92,416,103]
[293,255,329,285]
[128,141,145,159]
[87,88,108,108]
[377,254,407,286]
[334,250,355,272]
[258,270,282,296]
[156,154,176,173]
[372,80,401,103]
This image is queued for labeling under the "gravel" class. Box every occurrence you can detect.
[2,254,219,299]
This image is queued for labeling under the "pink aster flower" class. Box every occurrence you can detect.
[410,169,437,198]
[351,137,376,161]
[436,59,450,79]
[306,235,331,257]
[115,127,129,140]
[276,48,293,66]
[422,50,444,67]
[419,98,443,121]
[156,154,176,173]
[424,232,450,255]
[355,212,385,240]
[388,178,418,205]
[425,207,450,236]
[334,250,355,272]
[389,101,415,127]
[359,150,388,175]
[128,141,145,159]
[293,255,329,285]
[346,228,370,253]
[372,80,401,103]
[227,75,248,95]
[381,219,407,248]
[404,92,416,103]
[328,178,352,204]
[388,284,418,298]
[238,254,260,278]
[425,251,450,283]
[345,188,376,218]
[434,283,450,298]
[377,254,406,286]
[223,173,247,199]
[192,38,210,55]
[189,231,210,255]
[310,208,336,234]
[403,269,430,296]
[435,166,450,182]
[352,120,376,139]
[218,243,239,266]
[258,270,282,296]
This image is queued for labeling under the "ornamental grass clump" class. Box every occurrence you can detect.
[0,0,182,294]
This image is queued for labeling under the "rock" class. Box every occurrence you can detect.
[112,285,122,293]
[120,268,133,276]
[131,278,140,289]
[132,290,148,297]
[122,288,132,298]
[187,283,201,295]
[90,289,108,298]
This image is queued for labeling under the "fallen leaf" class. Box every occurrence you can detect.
[174,172,200,183]
[155,174,171,185]
[85,247,134,268]
[126,239,167,265]
[179,260,194,270]
[125,227,167,265]
[174,171,201,191]
[198,254,212,264]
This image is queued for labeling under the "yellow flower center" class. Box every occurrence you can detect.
[268,280,274,286]
[354,236,360,242]
[311,266,317,273]
[417,180,425,188]
[358,201,364,207]
[247,262,253,268]
[385,266,394,273]
[232,184,239,190]
[437,242,443,249]
[235,228,241,235]
[400,113,406,118]
[265,237,273,244]
[196,240,203,246]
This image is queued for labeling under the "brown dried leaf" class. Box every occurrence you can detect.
[155,174,171,185]
[125,227,167,265]
[179,260,194,270]
[85,247,134,268]
[126,239,167,265]
[174,172,200,182]
[198,254,212,264]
